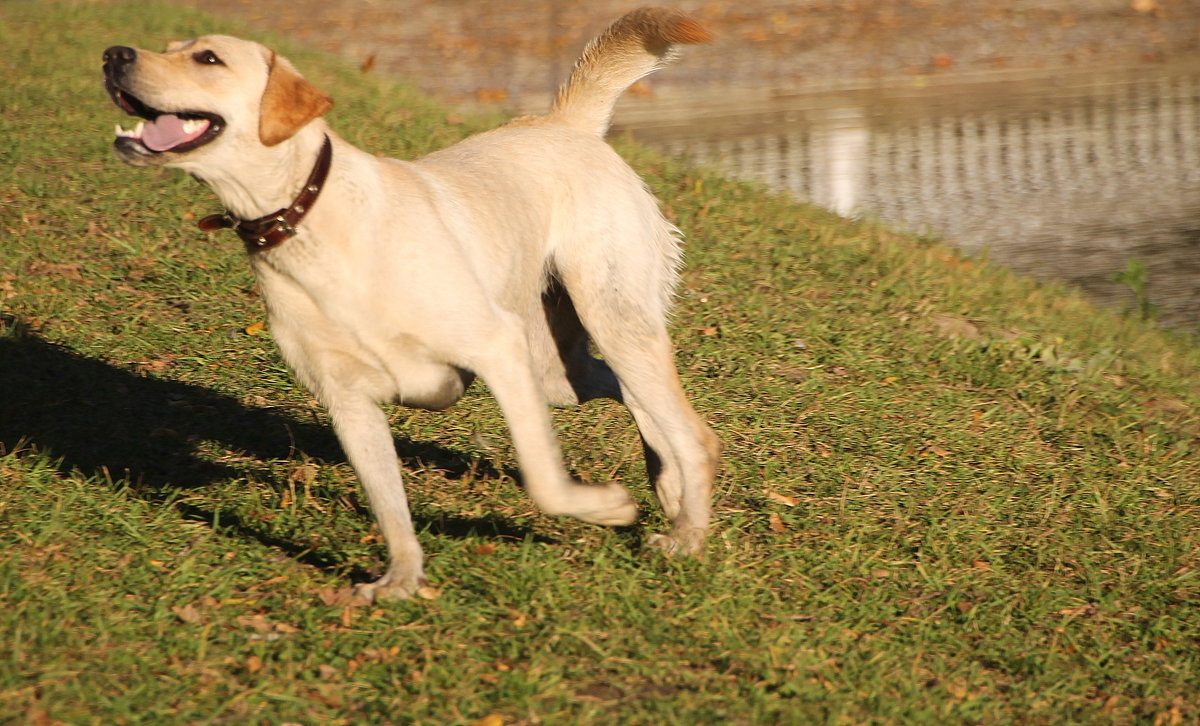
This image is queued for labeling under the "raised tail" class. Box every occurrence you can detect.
[547,7,712,137]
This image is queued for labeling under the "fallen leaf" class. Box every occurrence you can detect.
[768,512,787,533]
[1056,604,1095,618]
[25,707,51,726]
[473,543,498,556]
[318,664,339,680]
[316,587,345,607]
[26,261,84,280]
[417,585,441,600]
[244,320,266,336]
[1145,396,1189,415]
[135,356,176,374]
[172,603,204,624]
[470,715,504,726]
[308,684,344,708]
[765,491,799,507]
[289,464,318,484]
[1154,704,1183,726]
[237,614,274,633]
[356,647,396,664]
[246,655,263,674]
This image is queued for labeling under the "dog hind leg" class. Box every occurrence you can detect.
[474,313,638,525]
[530,280,622,406]
[563,276,719,555]
[613,337,718,555]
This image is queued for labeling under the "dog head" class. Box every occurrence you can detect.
[103,35,332,168]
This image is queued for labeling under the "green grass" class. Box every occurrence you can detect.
[3,1,1199,723]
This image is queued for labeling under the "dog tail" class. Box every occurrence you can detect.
[547,7,712,137]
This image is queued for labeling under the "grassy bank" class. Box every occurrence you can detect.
[2,1,1198,723]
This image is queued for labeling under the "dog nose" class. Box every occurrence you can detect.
[103,45,137,70]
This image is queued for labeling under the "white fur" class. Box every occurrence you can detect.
[108,11,719,601]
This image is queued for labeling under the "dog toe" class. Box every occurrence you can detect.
[353,573,427,603]
[647,526,706,557]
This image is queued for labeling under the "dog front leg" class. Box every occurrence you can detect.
[326,397,426,602]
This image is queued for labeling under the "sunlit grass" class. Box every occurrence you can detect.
[2,1,1198,723]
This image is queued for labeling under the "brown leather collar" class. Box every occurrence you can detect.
[198,135,333,252]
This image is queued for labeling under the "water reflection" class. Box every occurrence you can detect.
[613,62,1200,329]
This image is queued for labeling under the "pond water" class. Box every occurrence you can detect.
[611,62,1200,330]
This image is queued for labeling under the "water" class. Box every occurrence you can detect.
[610,62,1200,329]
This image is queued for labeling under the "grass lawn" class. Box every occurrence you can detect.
[2,1,1198,723]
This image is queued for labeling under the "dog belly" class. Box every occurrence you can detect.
[384,352,473,410]
[271,315,472,412]
[329,338,473,411]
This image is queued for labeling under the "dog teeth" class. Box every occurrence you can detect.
[114,121,145,138]
[113,117,207,141]
[180,118,207,134]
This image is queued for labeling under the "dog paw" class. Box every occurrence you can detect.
[647,526,706,557]
[547,481,638,527]
[352,573,428,603]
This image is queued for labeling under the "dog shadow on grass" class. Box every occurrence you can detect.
[0,316,558,579]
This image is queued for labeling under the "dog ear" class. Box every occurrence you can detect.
[258,51,333,147]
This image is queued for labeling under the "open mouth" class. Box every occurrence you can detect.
[106,81,224,154]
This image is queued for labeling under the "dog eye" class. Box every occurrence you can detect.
[193,50,224,66]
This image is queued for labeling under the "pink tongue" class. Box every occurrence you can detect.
[142,114,208,152]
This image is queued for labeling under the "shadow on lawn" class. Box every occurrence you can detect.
[0,317,549,575]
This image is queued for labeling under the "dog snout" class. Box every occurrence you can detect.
[103,45,137,78]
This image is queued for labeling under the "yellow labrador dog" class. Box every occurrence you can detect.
[103,7,719,601]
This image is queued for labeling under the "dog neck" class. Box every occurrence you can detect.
[198,132,332,252]
[193,123,332,223]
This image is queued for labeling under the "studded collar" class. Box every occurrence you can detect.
[198,135,332,252]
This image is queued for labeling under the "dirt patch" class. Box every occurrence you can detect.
[168,0,1199,110]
